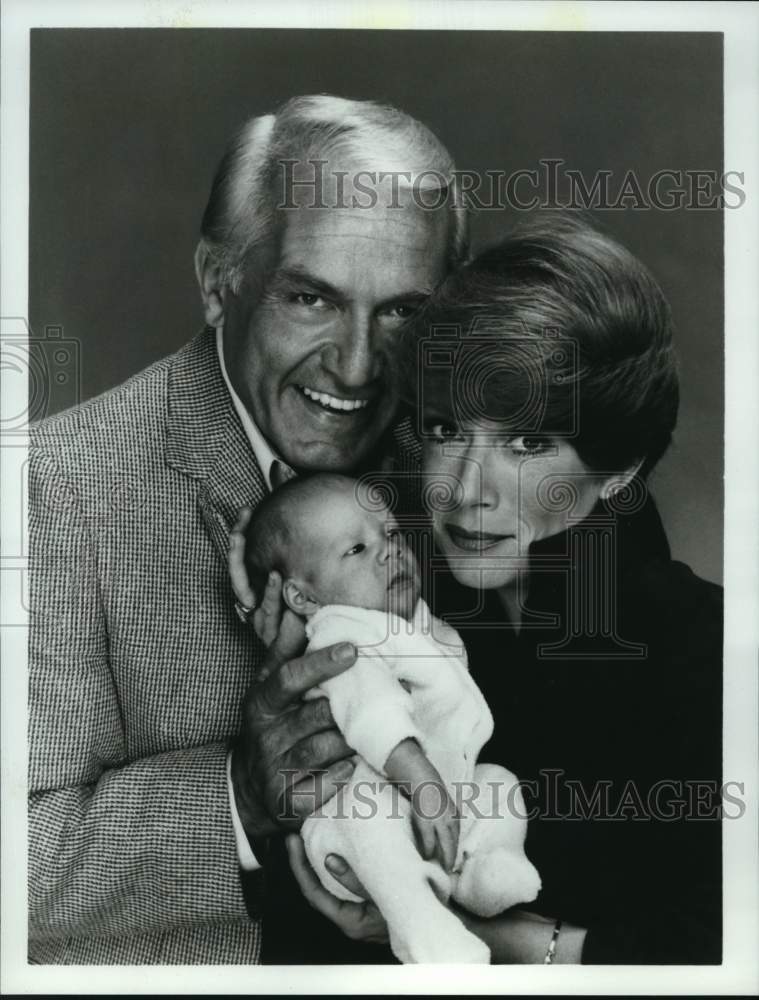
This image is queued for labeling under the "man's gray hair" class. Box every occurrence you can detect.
[199,94,468,293]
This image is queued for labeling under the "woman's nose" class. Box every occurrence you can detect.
[457,446,499,510]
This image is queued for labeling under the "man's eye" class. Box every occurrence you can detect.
[344,543,366,557]
[293,292,327,309]
[426,422,464,443]
[508,435,551,456]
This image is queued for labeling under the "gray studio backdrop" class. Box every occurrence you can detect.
[29,29,723,584]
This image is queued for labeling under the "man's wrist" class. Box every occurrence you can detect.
[248,831,273,867]
[229,745,279,846]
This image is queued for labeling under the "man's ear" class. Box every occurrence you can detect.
[194,241,227,329]
[600,459,644,501]
[282,578,321,617]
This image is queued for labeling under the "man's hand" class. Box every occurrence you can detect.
[228,505,257,613]
[230,587,358,842]
[228,507,285,646]
[286,835,389,945]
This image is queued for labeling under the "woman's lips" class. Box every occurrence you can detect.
[444,523,514,552]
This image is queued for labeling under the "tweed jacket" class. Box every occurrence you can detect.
[28,328,271,964]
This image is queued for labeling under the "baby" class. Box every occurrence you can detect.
[245,473,541,964]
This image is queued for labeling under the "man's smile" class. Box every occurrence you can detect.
[290,383,380,429]
[297,384,371,413]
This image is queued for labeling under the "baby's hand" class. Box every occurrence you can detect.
[411,782,460,873]
[384,738,460,871]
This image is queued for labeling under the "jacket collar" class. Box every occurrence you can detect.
[165,327,267,564]
[165,326,235,478]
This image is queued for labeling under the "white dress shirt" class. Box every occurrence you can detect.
[216,328,282,491]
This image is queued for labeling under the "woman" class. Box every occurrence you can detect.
[234,216,722,964]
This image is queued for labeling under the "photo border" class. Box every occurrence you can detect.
[2,1,757,994]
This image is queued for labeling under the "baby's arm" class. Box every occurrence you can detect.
[307,610,458,870]
[385,738,459,873]
[318,660,459,871]
[307,613,423,771]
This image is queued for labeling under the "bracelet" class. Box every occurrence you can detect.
[543,918,563,964]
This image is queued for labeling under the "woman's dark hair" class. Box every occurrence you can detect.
[401,215,679,477]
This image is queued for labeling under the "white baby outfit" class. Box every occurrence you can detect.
[301,599,541,964]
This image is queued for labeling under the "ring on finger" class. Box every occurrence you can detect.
[235,600,255,624]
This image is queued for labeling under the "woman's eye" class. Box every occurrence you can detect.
[377,302,419,325]
[508,435,551,456]
[388,303,416,319]
[344,543,366,557]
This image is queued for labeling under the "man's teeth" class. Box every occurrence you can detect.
[301,386,369,412]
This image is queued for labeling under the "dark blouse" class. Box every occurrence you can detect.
[437,494,723,963]
[258,495,723,965]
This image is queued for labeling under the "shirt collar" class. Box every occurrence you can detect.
[216,327,280,491]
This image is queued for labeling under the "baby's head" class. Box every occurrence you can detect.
[244,474,421,621]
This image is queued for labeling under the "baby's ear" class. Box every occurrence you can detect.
[282,578,321,617]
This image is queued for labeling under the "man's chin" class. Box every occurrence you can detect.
[281,434,386,474]
[272,390,396,473]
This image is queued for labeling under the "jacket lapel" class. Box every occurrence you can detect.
[165,328,267,566]
[197,422,268,567]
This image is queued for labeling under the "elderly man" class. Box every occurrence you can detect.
[28,95,466,964]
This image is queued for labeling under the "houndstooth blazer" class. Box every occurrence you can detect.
[28,328,270,964]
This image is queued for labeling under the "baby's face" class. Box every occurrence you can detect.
[289,487,421,620]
